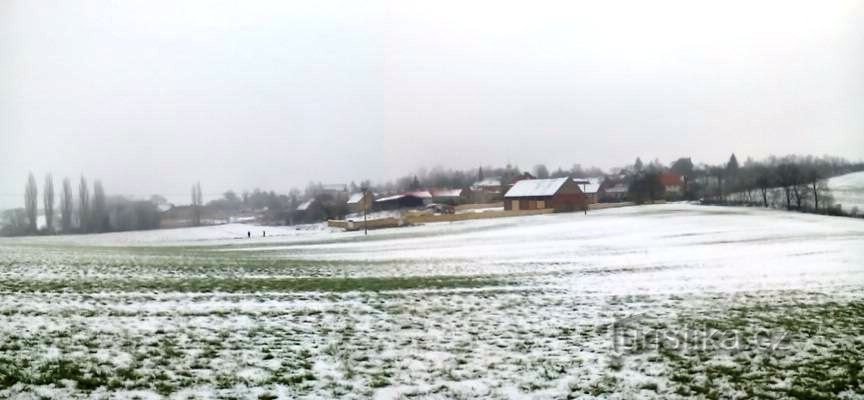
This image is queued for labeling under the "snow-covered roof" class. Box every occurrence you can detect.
[375,194,404,202]
[376,191,431,203]
[430,188,463,198]
[406,190,432,198]
[504,177,569,198]
[473,177,502,188]
[573,177,602,194]
[346,193,366,204]
[296,199,315,211]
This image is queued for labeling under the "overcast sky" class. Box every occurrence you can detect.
[1,0,862,207]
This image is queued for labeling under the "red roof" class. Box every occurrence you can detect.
[660,173,683,186]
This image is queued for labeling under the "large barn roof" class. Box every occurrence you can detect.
[504,177,569,198]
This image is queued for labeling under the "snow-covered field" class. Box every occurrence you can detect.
[1,203,863,399]
[828,171,864,213]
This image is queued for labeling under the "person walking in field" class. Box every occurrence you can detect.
[247,231,251,239]
[262,231,266,237]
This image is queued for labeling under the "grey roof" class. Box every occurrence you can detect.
[504,177,569,198]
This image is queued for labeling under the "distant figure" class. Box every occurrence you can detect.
[262,230,266,237]
[247,231,251,239]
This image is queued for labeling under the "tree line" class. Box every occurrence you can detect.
[621,154,863,216]
[5,153,861,235]
[1,173,161,236]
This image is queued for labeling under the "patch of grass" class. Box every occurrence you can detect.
[0,275,510,293]
[658,300,864,399]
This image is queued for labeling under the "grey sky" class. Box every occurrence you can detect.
[2,0,862,208]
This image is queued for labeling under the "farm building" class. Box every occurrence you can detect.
[346,192,374,213]
[470,177,503,202]
[293,199,325,224]
[503,177,587,212]
[430,188,469,205]
[375,191,431,210]
[573,178,601,204]
[598,180,629,202]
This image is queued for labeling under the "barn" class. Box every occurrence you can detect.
[430,188,469,205]
[503,177,587,212]
[375,191,431,210]
[346,192,375,213]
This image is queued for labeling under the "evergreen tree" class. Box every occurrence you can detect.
[726,153,740,193]
[78,176,90,232]
[60,178,73,232]
[43,174,54,233]
[24,173,38,233]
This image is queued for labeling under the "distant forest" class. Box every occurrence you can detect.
[2,154,863,236]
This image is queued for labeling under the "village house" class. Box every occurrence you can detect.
[503,177,587,212]
[293,199,324,224]
[346,192,375,213]
[598,177,629,202]
[660,172,684,194]
[470,177,503,203]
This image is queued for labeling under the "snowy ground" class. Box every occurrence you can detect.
[828,171,864,213]
[1,203,863,399]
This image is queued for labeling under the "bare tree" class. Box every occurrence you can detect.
[776,163,800,210]
[78,176,90,232]
[43,174,55,233]
[803,164,825,211]
[753,166,772,207]
[60,178,74,232]
[24,173,38,233]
